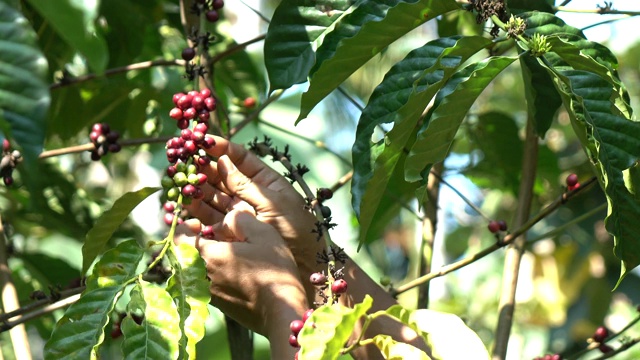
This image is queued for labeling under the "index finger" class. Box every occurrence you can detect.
[203,135,277,182]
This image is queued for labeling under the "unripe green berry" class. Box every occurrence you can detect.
[173,172,188,187]
[187,173,200,185]
[187,164,198,175]
[161,176,174,189]
[167,187,180,200]
[175,162,187,173]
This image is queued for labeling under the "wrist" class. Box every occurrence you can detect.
[261,283,307,359]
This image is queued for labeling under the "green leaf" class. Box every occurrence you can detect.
[464,112,523,194]
[82,187,160,273]
[508,0,555,13]
[520,55,562,137]
[351,36,491,245]
[385,307,489,359]
[167,243,211,360]
[520,11,584,39]
[44,240,144,360]
[121,280,182,360]
[543,67,640,288]
[18,253,80,288]
[371,334,431,359]
[297,0,461,122]
[264,0,355,91]
[24,0,108,73]
[0,1,49,165]
[298,295,373,360]
[404,56,518,182]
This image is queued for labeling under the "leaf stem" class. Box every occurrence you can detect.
[555,6,640,16]
[37,136,173,159]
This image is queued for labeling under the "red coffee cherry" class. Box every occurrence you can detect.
[309,272,327,286]
[566,173,578,187]
[289,320,304,336]
[593,326,608,342]
[288,334,299,348]
[302,309,314,323]
[331,279,348,294]
[487,220,500,233]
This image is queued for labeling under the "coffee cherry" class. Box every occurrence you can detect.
[177,95,193,110]
[201,225,215,239]
[182,184,197,197]
[192,131,206,143]
[192,95,205,110]
[202,136,216,149]
[197,156,211,167]
[331,279,348,294]
[194,123,209,134]
[163,202,175,213]
[172,93,184,106]
[317,188,333,200]
[166,165,177,177]
[92,123,103,133]
[183,107,197,120]
[593,326,608,342]
[182,47,196,61]
[568,183,580,192]
[309,272,327,285]
[108,144,121,153]
[170,108,183,120]
[566,173,578,187]
[200,88,211,98]
[197,110,210,122]
[487,220,500,233]
[173,172,188,187]
[204,97,216,111]
[2,139,9,152]
[212,0,224,10]
[288,334,299,348]
[177,119,190,130]
[497,220,507,231]
[197,173,208,185]
[161,176,174,189]
[205,10,219,22]
[164,213,175,226]
[320,205,331,219]
[243,97,256,108]
[290,319,304,335]
[302,309,314,323]
[167,187,180,200]
[90,131,101,143]
[110,322,122,339]
[598,344,612,353]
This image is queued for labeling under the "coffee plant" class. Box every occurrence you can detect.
[1,0,640,359]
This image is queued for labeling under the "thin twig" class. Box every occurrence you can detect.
[390,176,598,296]
[581,16,632,31]
[50,59,185,90]
[555,6,640,16]
[37,136,173,159]
[527,203,607,243]
[493,115,539,360]
[0,286,84,323]
[0,216,32,358]
[211,35,267,65]
[430,170,489,221]
[1,294,81,332]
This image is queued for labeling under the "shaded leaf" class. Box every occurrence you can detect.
[520,55,562,137]
[543,67,640,288]
[167,243,211,360]
[0,1,49,166]
[508,0,555,13]
[121,281,182,360]
[18,253,80,289]
[24,0,108,72]
[405,56,518,182]
[82,187,161,273]
[264,0,355,91]
[44,240,144,360]
[297,0,461,121]
[298,295,373,360]
[351,36,491,245]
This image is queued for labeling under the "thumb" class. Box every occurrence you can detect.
[223,210,281,244]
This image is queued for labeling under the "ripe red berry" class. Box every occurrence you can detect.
[177,119,190,130]
[164,213,175,226]
[202,136,216,149]
[192,131,206,143]
[197,173,208,185]
[290,320,304,335]
[598,344,612,353]
[201,225,215,239]
[288,334,299,348]
[497,220,507,231]
[90,131,101,143]
[163,202,175,213]
[205,10,219,22]
[593,326,608,342]
[212,0,224,10]
[487,220,500,233]
[181,129,193,140]
[197,156,211,166]
[92,123,103,133]
[183,107,197,120]
[182,184,197,197]
[309,272,327,285]
[243,97,256,108]
[200,88,211,98]
[302,309,314,323]
[568,183,580,191]
[169,108,183,120]
[317,188,333,200]
[181,47,196,61]
[192,96,205,110]
[177,95,193,110]
[194,123,209,134]
[331,279,348,294]
[204,97,216,111]
[173,93,185,106]
[2,139,9,152]
[566,173,578,187]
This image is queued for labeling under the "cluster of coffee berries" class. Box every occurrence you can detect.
[89,123,121,161]
[162,156,208,201]
[487,219,507,234]
[188,0,224,24]
[590,326,614,353]
[566,173,580,191]
[0,139,21,186]
[162,201,185,226]
[316,187,333,219]
[288,308,315,358]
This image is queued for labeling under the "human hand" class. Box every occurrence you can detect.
[174,209,307,358]
[185,136,326,289]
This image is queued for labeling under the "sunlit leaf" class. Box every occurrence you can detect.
[297,0,461,122]
[371,334,431,359]
[298,295,373,360]
[121,280,182,360]
[167,243,211,360]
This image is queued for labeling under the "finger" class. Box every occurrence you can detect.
[223,209,281,244]
[173,219,203,247]
[204,136,293,193]
[216,155,286,212]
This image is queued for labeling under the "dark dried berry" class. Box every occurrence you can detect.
[598,344,613,353]
[182,47,196,61]
[205,10,219,22]
[497,220,507,231]
[212,0,224,10]
[320,205,331,218]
